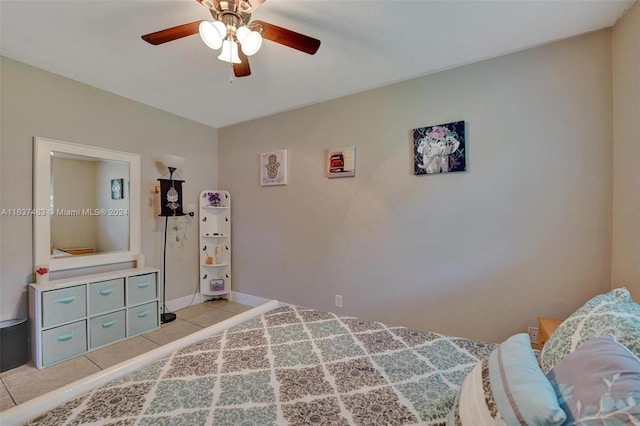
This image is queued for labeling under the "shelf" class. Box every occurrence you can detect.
[200,190,231,300]
[201,290,228,297]
[201,263,229,268]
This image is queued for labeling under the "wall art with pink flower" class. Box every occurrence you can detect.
[413,121,466,175]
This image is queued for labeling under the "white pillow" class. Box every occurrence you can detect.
[449,333,565,425]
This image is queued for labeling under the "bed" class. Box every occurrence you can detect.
[4,301,494,425]
[4,288,640,425]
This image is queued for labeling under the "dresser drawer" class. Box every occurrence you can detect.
[89,310,126,349]
[128,301,158,336]
[42,285,87,328]
[41,320,87,366]
[127,273,157,306]
[89,278,125,315]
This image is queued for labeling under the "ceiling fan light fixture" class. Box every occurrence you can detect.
[239,29,262,56]
[218,39,241,63]
[236,26,250,43]
[141,2,322,78]
[199,20,226,50]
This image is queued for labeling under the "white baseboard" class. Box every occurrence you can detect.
[165,291,274,312]
[229,291,272,307]
[165,293,202,312]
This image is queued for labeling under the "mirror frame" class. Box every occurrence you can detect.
[34,136,140,271]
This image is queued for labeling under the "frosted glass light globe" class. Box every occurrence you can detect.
[199,20,226,50]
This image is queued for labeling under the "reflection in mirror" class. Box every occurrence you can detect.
[34,137,140,271]
[50,153,130,258]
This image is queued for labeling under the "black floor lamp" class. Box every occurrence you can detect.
[158,155,186,324]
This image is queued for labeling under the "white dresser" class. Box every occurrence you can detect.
[29,268,160,368]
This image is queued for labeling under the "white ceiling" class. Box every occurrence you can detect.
[0,0,633,128]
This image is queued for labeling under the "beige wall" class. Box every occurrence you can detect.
[0,57,218,321]
[612,1,640,300]
[219,30,614,343]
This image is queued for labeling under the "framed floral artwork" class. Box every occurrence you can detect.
[326,146,356,178]
[413,121,466,175]
[260,149,288,186]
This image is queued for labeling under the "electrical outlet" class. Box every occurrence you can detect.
[528,327,539,344]
[335,294,343,308]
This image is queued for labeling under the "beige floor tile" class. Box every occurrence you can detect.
[0,381,16,411]
[3,356,101,405]
[176,303,216,320]
[204,299,252,314]
[219,302,253,314]
[186,308,236,328]
[0,361,38,383]
[203,298,233,308]
[142,318,203,346]
[85,336,160,369]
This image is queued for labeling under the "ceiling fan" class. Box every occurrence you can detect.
[141,0,321,78]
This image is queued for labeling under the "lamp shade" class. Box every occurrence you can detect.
[160,154,186,170]
[239,30,262,56]
[199,20,226,50]
[218,40,241,63]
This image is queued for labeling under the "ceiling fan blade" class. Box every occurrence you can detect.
[252,20,320,55]
[141,21,202,45]
[234,50,252,77]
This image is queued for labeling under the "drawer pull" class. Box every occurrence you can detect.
[98,288,114,296]
[56,331,76,341]
[55,296,76,304]
[135,282,150,289]
[101,319,117,328]
[136,310,150,318]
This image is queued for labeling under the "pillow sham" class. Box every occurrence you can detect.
[540,287,640,373]
[449,333,565,426]
[547,335,640,424]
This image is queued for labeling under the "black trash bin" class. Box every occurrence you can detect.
[0,318,28,372]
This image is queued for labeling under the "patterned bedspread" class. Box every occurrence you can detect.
[27,305,495,425]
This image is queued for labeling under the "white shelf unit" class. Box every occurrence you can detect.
[28,267,159,368]
[199,190,231,300]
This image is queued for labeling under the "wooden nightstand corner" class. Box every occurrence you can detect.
[537,317,563,348]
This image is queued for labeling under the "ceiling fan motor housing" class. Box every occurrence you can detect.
[218,11,246,33]
[206,0,253,26]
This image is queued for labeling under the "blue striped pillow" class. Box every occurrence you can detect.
[449,333,566,425]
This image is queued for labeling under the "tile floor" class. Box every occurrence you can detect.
[0,299,251,412]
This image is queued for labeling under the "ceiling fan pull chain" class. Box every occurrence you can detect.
[222,40,233,84]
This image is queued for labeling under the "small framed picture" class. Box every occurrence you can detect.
[260,149,288,186]
[210,279,224,292]
[327,146,356,178]
[111,178,124,199]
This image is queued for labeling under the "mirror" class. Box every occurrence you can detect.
[34,137,140,271]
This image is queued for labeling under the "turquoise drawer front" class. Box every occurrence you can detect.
[42,285,87,328]
[89,278,125,315]
[127,273,157,306]
[42,320,87,366]
[128,301,158,336]
[89,310,126,349]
